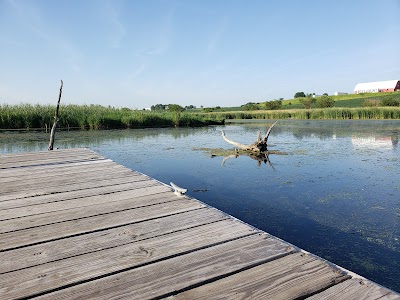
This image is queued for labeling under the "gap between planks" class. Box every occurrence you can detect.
[0,180,161,220]
[0,179,159,210]
[0,195,202,251]
[2,232,286,299]
[0,208,229,274]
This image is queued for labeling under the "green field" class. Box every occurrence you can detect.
[191,91,400,120]
[281,91,400,109]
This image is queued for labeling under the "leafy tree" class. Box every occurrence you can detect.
[299,96,316,109]
[241,102,259,110]
[381,97,400,106]
[202,106,221,112]
[151,104,167,111]
[323,93,328,96]
[167,104,185,126]
[167,104,185,113]
[316,95,335,108]
[294,92,306,98]
[264,100,282,110]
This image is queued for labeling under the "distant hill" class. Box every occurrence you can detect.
[191,91,399,112]
[280,92,399,109]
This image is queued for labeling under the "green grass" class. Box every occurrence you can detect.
[191,91,400,112]
[0,104,224,130]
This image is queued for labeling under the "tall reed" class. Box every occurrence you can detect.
[0,104,224,130]
[197,107,400,121]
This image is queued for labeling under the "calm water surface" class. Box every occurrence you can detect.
[1,120,399,292]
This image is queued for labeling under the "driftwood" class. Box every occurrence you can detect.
[221,121,277,153]
[48,80,63,151]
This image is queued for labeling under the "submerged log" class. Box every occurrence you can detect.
[221,121,277,153]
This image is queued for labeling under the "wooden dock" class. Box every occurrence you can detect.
[0,148,398,299]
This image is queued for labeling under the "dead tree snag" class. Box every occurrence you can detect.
[221,120,277,153]
[48,80,63,151]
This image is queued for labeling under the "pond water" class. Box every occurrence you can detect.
[1,120,399,292]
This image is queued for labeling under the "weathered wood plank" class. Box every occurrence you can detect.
[0,148,95,161]
[0,153,105,169]
[35,234,293,300]
[0,169,136,195]
[0,180,159,220]
[0,148,92,158]
[0,179,154,210]
[0,160,128,183]
[168,252,349,300]
[307,278,400,300]
[0,208,228,274]
[0,195,202,250]
[0,185,175,234]
[0,148,98,160]
[0,220,261,299]
[0,175,151,202]
[0,159,116,179]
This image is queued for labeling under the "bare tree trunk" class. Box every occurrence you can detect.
[48,80,63,151]
[221,120,277,153]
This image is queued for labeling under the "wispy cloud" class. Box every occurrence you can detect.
[207,16,228,54]
[6,0,48,40]
[147,7,175,56]
[0,37,20,47]
[100,0,126,49]
[120,63,147,89]
[5,0,83,74]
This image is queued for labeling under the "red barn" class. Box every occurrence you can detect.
[354,80,400,94]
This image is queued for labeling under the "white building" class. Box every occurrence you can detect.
[354,80,400,94]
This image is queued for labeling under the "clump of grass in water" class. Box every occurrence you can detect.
[318,192,353,204]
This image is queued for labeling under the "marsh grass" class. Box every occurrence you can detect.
[196,107,400,120]
[0,104,224,130]
[2,102,400,130]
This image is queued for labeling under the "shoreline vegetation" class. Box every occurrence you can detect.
[0,104,224,130]
[1,91,400,130]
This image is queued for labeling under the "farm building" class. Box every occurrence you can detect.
[354,80,400,94]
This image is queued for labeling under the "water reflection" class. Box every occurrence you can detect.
[237,120,400,144]
[221,151,276,169]
[0,127,218,154]
[352,134,399,150]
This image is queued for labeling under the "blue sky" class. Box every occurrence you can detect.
[1,0,399,109]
